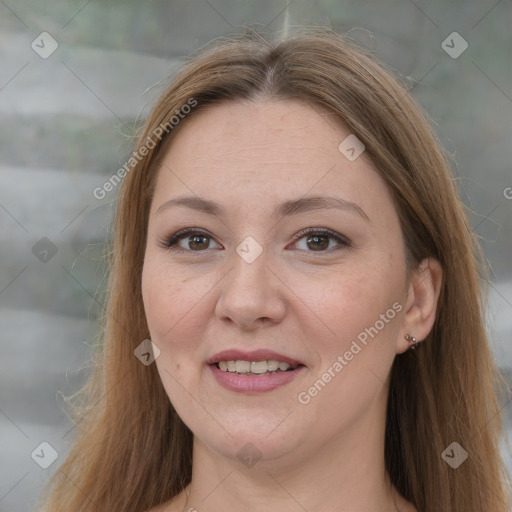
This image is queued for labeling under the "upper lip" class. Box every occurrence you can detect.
[207,349,305,367]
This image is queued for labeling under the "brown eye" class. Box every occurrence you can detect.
[186,235,211,250]
[161,227,350,255]
[161,228,222,253]
[291,228,350,253]
[305,234,330,251]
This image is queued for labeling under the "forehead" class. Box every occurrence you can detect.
[151,99,394,222]
[162,99,351,173]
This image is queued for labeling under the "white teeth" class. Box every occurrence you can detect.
[267,360,279,371]
[235,360,251,373]
[250,361,268,374]
[216,359,298,374]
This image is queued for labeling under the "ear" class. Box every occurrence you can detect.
[396,257,443,354]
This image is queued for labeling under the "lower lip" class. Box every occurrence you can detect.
[208,364,306,393]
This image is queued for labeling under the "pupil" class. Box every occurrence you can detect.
[307,235,328,251]
[190,235,208,250]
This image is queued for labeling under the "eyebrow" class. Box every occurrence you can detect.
[155,194,369,221]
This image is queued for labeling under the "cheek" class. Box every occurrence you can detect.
[295,269,402,424]
[141,262,169,335]
[141,256,214,350]
[141,261,198,386]
[142,258,187,339]
[299,264,383,328]
[302,258,403,361]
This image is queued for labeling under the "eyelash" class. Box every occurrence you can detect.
[160,227,351,255]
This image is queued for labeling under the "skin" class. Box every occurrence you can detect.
[141,99,442,512]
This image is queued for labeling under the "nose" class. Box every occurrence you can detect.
[214,246,287,330]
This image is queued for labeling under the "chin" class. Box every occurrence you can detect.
[191,417,307,466]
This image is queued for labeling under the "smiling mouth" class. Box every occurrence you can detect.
[212,360,302,375]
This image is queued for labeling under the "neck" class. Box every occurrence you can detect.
[179,389,408,511]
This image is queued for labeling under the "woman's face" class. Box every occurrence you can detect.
[142,99,411,466]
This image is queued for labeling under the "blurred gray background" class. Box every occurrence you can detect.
[0,1,511,510]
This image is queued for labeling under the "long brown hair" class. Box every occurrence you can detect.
[40,28,511,512]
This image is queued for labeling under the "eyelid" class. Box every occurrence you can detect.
[160,227,351,254]
[159,227,222,253]
[288,227,351,250]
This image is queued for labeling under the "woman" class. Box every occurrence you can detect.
[40,28,511,511]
